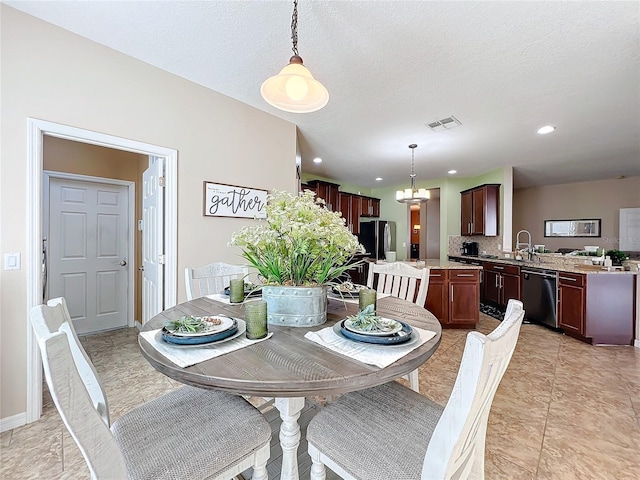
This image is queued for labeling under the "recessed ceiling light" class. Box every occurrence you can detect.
[537,125,556,135]
[313,157,322,163]
[448,170,457,175]
[375,177,383,181]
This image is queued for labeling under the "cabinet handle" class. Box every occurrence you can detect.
[480,270,483,283]
[450,284,454,302]
[431,274,442,277]
[559,276,577,282]
[495,276,499,288]
[500,275,503,289]
[456,274,475,277]
[494,266,504,270]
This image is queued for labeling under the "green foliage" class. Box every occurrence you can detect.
[605,249,629,266]
[346,304,397,332]
[230,190,365,286]
[165,315,206,333]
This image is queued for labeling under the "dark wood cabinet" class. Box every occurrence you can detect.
[338,192,363,235]
[460,184,500,236]
[426,268,480,328]
[307,180,340,211]
[558,272,586,335]
[483,262,520,308]
[360,196,380,217]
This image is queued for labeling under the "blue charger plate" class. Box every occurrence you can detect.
[337,319,414,345]
[162,318,238,345]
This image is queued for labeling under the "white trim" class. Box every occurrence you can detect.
[27,118,178,424]
[0,412,27,433]
[634,339,639,348]
[43,171,136,330]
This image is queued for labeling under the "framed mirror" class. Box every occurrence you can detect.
[544,219,601,237]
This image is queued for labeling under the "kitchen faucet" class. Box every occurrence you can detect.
[515,230,533,260]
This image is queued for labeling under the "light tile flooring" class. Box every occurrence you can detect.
[2,314,639,479]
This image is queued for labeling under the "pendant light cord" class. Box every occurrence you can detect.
[409,144,417,190]
[291,0,299,56]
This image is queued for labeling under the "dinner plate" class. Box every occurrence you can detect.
[334,320,416,346]
[343,317,403,336]
[163,315,235,337]
[159,319,246,348]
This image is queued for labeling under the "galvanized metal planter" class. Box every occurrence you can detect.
[261,285,328,327]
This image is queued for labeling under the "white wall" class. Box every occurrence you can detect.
[0,6,297,423]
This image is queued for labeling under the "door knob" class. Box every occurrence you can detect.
[138,266,144,271]
[119,260,127,266]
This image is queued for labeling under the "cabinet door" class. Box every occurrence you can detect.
[351,196,362,235]
[449,282,480,325]
[338,192,353,232]
[484,270,500,304]
[471,188,485,235]
[371,198,380,217]
[425,269,447,323]
[461,191,473,236]
[558,284,585,335]
[501,273,521,306]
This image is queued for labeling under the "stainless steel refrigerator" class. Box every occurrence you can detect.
[358,220,396,261]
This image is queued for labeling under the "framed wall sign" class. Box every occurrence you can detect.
[203,182,267,219]
[544,219,601,237]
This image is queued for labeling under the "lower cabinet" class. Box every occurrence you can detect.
[483,263,520,308]
[426,269,480,328]
[558,272,585,335]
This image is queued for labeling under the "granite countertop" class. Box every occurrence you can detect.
[448,255,639,275]
[394,260,483,270]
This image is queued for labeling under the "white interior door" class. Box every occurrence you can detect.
[619,208,640,251]
[142,157,164,324]
[49,177,129,334]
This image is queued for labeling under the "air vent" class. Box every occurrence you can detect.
[426,115,462,132]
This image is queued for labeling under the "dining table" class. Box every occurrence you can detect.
[138,293,442,480]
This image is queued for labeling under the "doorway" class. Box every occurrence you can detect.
[27,118,178,423]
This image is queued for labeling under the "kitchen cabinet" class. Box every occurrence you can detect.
[460,184,500,236]
[307,180,340,211]
[339,192,362,235]
[360,196,380,217]
[558,272,585,335]
[426,268,480,328]
[345,256,369,285]
[483,262,520,308]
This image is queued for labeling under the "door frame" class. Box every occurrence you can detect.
[27,118,178,423]
[44,171,136,330]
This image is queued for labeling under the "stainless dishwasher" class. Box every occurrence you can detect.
[520,267,558,328]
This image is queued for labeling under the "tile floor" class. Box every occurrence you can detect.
[1,314,639,479]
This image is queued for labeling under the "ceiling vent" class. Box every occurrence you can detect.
[426,115,461,132]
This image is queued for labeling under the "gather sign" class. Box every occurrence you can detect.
[203,182,267,219]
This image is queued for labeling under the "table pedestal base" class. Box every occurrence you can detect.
[275,397,306,480]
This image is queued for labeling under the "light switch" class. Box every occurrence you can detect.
[402,242,407,248]
[4,253,21,270]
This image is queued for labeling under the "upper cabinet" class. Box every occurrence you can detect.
[307,180,340,211]
[306,179,380,235]
[460,184,500,236]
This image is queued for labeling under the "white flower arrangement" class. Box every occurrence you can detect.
[230,190,365,286]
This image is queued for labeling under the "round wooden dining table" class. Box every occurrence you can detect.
[139,294,442,480]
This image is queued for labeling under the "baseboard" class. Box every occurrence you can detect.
[134,320,142,331]
[0,412,26,433]
[634,339,639,349]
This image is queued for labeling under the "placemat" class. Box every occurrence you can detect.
[304,325,435,368]
[206,293,263,304]
[140,329,272,368]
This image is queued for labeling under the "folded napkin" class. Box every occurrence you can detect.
[140,329,273,368]
[206,293,263,305]
[328,292,392,305]
[304,325,435,368]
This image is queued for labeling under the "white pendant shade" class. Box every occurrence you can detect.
[261,58,329,113]
[396,143,430,204]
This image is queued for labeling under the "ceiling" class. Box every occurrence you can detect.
[6,1,639,189]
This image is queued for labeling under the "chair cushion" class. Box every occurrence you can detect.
[111,386,270,480]
[307,381,444,480]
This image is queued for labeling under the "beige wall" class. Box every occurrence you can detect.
[513,176,640,252]
[1,6,296,422]
[43,136,148,323]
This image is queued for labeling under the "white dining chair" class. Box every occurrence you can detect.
[185,262,249,300]
[30,297,271,480]
[366,261,430,392]
[307,299,525,480]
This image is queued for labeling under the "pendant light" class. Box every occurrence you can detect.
[260,0,329,113]
[396,144,430,204]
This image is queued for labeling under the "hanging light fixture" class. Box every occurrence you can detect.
[260,0,329,113]
[396,144,430,204]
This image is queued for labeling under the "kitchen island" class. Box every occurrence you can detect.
[449,254,638,345]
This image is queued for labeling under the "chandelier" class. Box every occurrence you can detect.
[260,0,329,113]
[396,144,430,204]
